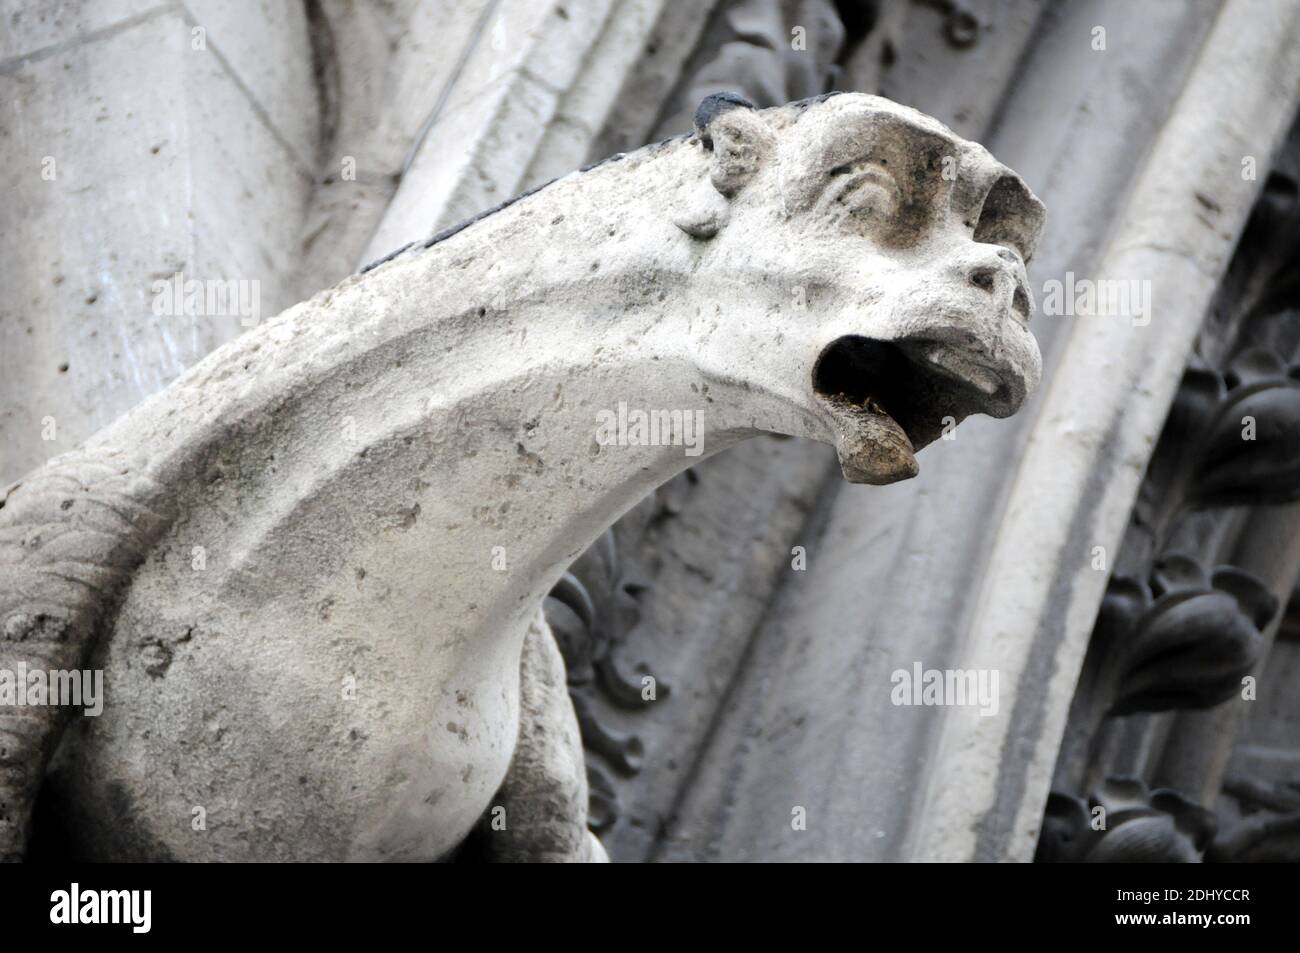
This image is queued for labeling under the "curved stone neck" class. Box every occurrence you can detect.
[95,166,801,657]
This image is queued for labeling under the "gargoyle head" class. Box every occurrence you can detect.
[677,92,1045,483]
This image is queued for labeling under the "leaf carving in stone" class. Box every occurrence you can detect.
[1106,555,1276,716]
[1037,777,1217,863]
[1193,347,1300,506]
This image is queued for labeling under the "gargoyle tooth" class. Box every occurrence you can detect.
[966,368,1000,396]
[925,346,1001,396]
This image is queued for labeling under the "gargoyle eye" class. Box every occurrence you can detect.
[973,175,1045,263]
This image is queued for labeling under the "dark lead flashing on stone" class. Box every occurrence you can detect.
[579,151,627,173]
[360,138,692,276]
[359,179,558,274]
[426,179,555,246]
[360,240,417,273]
[791,90,845,111]
[420,152,632,252]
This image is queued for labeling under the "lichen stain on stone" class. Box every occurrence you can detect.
[139,640,173,678]
[396,502,420,530]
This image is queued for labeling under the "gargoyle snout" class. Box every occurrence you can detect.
[964,245,1032,324]
[868,242,1042,425]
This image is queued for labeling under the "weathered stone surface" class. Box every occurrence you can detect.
[0,1,314,483]
[359,0,615,260]
[1,92,1043,861]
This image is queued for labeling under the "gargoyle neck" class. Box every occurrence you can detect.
[104,196,799,653]
[318,241,775,640]
[378,246,760,616]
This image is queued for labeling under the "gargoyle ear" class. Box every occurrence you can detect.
[693,92,773,197]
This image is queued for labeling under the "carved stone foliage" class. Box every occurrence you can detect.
[544,482,683,832]
[1039,766,1300,864]
[544,469,712,831]
[1040,757,1300,864]
[1038,778,1217,863]
[1041,170,1300,863]
[1211,775,1300,862]
[1190,356,1300,506]
[1053,359,1294,776]
[1089,557,1275,718]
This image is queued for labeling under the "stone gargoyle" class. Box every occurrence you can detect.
[0,92,1044,862]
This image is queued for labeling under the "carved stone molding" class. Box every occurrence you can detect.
[1042,157,1300,861]
[909,0,1300,862]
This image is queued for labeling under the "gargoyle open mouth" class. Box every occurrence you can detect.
[812,335,1011,485]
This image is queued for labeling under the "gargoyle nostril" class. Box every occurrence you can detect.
[970,267,997,292]
[1013,285,1031,320]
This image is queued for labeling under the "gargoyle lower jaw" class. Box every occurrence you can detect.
[811,335,1015,485]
